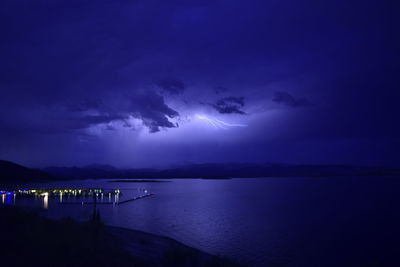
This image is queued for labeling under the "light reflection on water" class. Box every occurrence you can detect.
[0,187,147,212]
[43,193,48,209]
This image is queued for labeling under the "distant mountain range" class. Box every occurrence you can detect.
[43,163,400,179]
[1,160,399,182]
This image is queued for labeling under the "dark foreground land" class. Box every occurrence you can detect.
[0,206,242,267]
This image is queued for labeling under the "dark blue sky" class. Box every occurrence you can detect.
[0,0,398,167]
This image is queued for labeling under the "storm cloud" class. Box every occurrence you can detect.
[0,0,398,167]
[155,78,186,95]
[272,91,312,108]
[129,91,179,132]
[212,97,246,114]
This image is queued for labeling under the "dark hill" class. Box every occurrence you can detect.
[43,162,400,179]
[0,160,59,182]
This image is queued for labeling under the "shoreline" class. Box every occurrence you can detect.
[0,205,243,266]
[105,225,238,266]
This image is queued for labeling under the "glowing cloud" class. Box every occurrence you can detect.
[195,114,247,129]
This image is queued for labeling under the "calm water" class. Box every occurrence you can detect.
[3,177,400,266]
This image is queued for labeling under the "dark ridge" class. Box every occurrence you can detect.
[0,160,61,182]
[109,179,170,183]
[42,162,400,180]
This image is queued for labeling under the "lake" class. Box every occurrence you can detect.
[3,177,400,266]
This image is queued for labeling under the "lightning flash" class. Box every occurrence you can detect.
[195,114,247,129]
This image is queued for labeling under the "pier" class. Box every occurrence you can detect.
[117,193,153,205]
[57,193,153,205]
[1,188,153,207]
[0,188,121,198]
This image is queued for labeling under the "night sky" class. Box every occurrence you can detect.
[0,0,398,168]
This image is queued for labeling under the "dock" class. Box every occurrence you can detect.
[60,202,115,205]
[58,193,154,205]
[117,193,154,205]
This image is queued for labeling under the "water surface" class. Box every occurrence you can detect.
[4,177,400,266]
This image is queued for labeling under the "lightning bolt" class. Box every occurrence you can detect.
[195,114,247,129]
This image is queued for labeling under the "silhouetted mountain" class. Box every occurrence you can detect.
[1,160,398,181]
[83,164,117,171]
[43,162,400,179]
[0,160,60,182]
